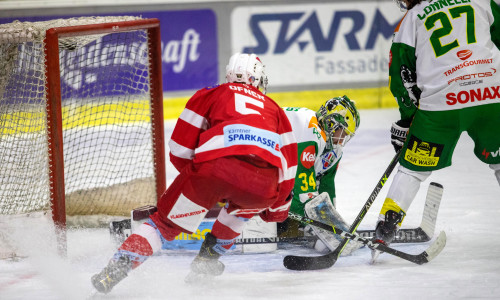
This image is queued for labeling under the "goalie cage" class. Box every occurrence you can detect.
[0,16,166,258]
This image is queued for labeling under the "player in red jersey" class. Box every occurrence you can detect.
[91,53,297,293]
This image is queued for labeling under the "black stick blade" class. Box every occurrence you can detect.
[283,252,337,270]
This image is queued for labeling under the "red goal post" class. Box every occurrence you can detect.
[0,17,166,235]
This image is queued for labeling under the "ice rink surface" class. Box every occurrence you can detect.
[1,108,499,300]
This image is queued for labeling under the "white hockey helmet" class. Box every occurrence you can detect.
[225,53,268,94]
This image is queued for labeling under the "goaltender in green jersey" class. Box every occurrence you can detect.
[280,96,362,254]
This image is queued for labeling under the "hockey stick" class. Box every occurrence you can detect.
[359,181,443,243]
[233,224,436,246]
[233,196,443,246]
[227,184,442,246]
[284,150,401,271]
[233,236,317,245]
[285,212,446,267]
[111,220,437,247]
[110,179,442,248]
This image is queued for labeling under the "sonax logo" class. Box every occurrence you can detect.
[301,145,316,169]
[445,85,500,105]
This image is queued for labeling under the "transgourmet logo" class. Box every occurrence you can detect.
[443,59,493,77]
[457,49,472,61]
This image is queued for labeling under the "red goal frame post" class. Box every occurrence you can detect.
[43,18,166,229]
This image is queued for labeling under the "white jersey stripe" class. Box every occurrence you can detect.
[266,199,291,213]
[179,108,208,129]
[216,207,247,234]
[169,139,195,160]
[132,223,163,253]
[195,135,225,155]
[280,131,296,147]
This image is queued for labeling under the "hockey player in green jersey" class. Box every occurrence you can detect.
[280,96,361,254]
[372,0,500,260]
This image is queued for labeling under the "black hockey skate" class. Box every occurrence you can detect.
[371,210,405,263]
[91,256,132,294]
[185,232,225,285]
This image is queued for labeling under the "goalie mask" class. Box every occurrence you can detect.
[226,53,268,94]
[316,95,360,151]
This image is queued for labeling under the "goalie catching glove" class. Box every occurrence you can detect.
[390,119,411,152]
[304,192,363,256]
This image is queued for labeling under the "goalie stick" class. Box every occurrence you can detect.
[233,195,442,246]
[284,212,446,267]
[283,180,444,270]
[235,182,443,246]
[283,150,401,271]
[359,181,443,243]
[234,197,442,246]
[110,200,441,247]
[233,236,317,245]
[110,180,442,247]
[110,219,438,247]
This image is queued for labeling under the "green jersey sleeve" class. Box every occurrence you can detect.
[389,41,419,122]
[491,0,500,49]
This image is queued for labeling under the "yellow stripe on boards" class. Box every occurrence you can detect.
[163,86,396,120]
[1,86,396,135]
[1,100,152,135]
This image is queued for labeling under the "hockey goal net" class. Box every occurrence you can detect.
[0,17,166,257]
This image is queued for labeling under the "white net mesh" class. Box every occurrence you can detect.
[0,16,161,221]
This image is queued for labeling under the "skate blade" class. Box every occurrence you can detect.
[370,249,381,264]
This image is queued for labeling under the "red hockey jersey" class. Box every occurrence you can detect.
[169,83,297,203]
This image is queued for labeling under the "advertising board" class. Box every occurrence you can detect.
[231,2,404,87]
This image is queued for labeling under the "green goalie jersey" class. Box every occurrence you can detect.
[389,0,500,121]
[283,107,343,216]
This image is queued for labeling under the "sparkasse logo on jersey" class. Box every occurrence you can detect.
[301,145,316,168]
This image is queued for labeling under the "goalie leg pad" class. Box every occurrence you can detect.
[304,192,363,256]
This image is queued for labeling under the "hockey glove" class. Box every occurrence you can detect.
[390,119,411,152]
